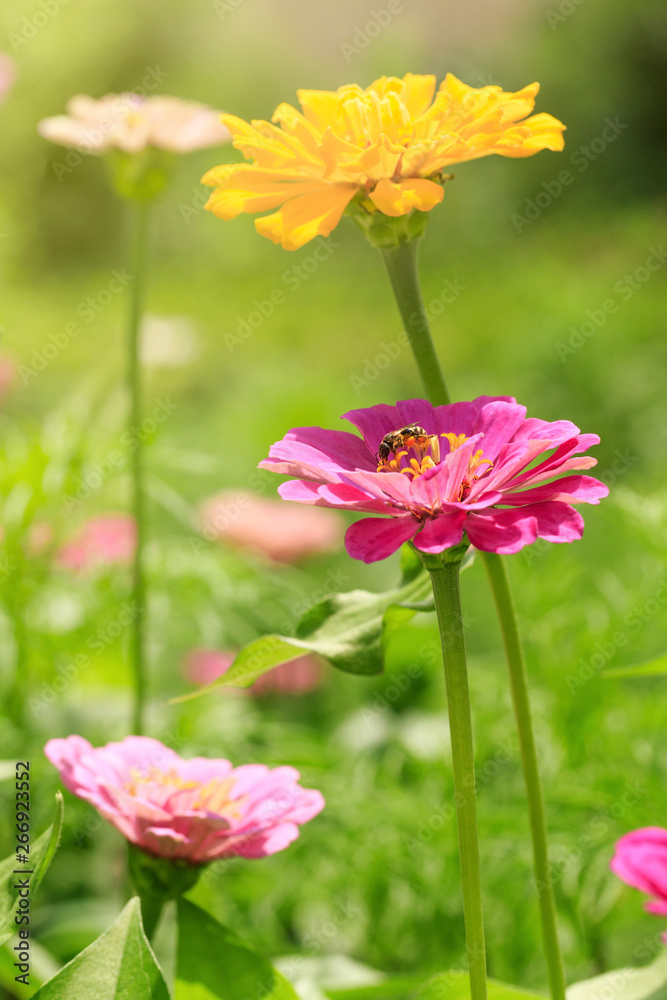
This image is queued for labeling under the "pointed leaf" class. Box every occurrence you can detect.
[175,898,299,1000]
[32,897,169,999]
[416,971,546,1000]
[602,653,667,679]
[567,950,667,1000]
[0,792,64,946]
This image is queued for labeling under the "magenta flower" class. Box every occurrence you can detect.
[259,396,608,563]
[611,828,667,925]
[56,514,137,572]
[45,736,324,864]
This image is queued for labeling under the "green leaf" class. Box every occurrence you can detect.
[567,950,667,1000]
[175,898,299,1000]
[32,897,169,999]
[325,973,428,999]
[415,971,547,1000]
[0,791,64,946]
[602,652,667,679]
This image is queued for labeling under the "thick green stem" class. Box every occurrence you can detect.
[380,240,451,406]
[481,552,566,1000]
[127,201,150,735]
[428,559,487,1000]
[379,236,566,998]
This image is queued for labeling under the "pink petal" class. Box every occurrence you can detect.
[345,516,418,563]
[470,400,527,461]
[260,426,374,483]
[500,475,609,506]
[465,502,584,554]
[343,403,404,455]
[413,513,467,553]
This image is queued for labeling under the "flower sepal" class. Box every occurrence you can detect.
[346,195,432,248]
[109,148,174,201]
[128,842,201,899]
[417,539,471,572]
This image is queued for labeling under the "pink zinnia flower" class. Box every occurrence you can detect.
[260,396,608,563]
[611,828,667,931]
[45,736,324,864]
[38,93,230,155]
[183,647,324,695]
[56,514,136,572]
[0,54,16,105]
[199,490,343,563]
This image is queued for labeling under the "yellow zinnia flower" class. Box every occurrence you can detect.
[202,73,565,251]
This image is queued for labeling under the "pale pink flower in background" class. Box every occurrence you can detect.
[183,648,236,687]
[0,54,16,105]
[199,490,343,563]
[38,93,230,155]
[27,522,54,556]
[0,353,16,402]
[183,647,324,695]
[57,514,136,572]
[45,735,324,863]
[611,827,667,938]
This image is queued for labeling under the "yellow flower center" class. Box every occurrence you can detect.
[377,431,493,497]
[123,768,244,818]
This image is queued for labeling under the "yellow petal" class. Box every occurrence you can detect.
[368,178,444,217]
[255,183,357,250]
[203,165,331,219]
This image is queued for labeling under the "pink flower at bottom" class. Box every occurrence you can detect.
[259,396,608,563]
[45,736,324,864]
[183,647,324,695]
[199,490,343,563]
[611,827,667,927]
[56,514,136,572]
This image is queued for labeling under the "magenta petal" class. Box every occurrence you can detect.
[466,501,584,554]
[318,482,392,513]
[343,403,403,455]
[345,516,418,563]
[260,425,374,483]
[470,400,527,461]
[500,475,609,506]
[413,513,467,553]
[278,480,328,504]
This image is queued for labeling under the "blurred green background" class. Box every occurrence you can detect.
[1,0,666,995]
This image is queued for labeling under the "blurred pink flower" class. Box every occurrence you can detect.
[45,735,324,863]
[611,827,667,929]
[260,396,608,562]
[183,648,236,687]
[199,490,343,563]
[183,647,324,695]
[0,353,16,401]
[27,522,54,555]
[0,54,16,105]
[57,514,136,572]
[38,93,230,155]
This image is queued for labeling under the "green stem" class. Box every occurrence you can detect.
[378,236,566,998]
[428,558,487,1000]
[380,240,451,405]
[481,552,566,1000]
[127,201,150,735]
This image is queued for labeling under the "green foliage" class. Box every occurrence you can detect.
[32,898,169,1000]
[175,899,299,1000]
[567,951,667,1000]
[603,653,667,679]
[415,972,547,999]
[0,792,63,946]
